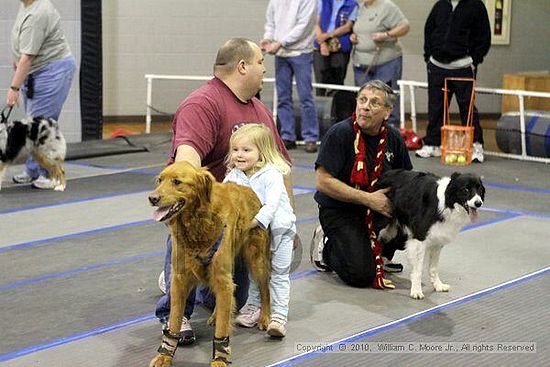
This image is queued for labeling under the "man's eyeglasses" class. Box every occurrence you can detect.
[356,96,386,109]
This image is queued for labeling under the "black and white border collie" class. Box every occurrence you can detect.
[374,170,485,299]
[0,111,66,191]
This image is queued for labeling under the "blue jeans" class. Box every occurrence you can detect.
[155,235,250,323]
[21,56,77,179]
[353,56,402,127]
[275,53,319,142]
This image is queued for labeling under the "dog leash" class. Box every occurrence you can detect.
[1,105,14,122]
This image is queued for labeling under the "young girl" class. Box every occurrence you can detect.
[223,123,296,337]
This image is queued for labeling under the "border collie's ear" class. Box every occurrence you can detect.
[450,172,461,181]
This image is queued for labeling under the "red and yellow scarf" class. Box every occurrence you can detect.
[349,115,394,290]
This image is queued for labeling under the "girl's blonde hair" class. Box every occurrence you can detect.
[226,123,291,175]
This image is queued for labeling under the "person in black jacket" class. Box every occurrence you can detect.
[416,0,491,163]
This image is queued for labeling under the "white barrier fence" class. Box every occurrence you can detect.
[145,74,550,163]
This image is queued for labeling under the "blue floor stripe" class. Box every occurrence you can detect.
[0,314,156,362]
[0,219,155,253]
[0,189,150,215]
[0,262,325,362]
[0,251,163,291]
[268,267,550,367]
[484,181,550,195]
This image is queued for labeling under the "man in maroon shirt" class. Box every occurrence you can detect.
[156,38,293,345]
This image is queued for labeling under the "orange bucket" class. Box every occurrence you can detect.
[441,77,476,166]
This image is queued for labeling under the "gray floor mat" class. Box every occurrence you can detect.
[290,272,549,367]
[1,144,549,367]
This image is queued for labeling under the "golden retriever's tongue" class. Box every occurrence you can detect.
[470,208,479,223]
[153,207,170,222]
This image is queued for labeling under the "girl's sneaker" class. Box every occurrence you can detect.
[235,304,260,327]
[267,315,287,337]
[12,171,34,184]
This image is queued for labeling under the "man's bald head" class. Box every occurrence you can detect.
[213,38,257,75]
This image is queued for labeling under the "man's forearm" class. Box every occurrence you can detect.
[175,145,201,166]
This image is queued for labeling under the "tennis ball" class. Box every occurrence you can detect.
[445,154,457,163]
[457,155,466,163]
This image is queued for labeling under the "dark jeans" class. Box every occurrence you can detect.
[319,206,401,288]
[313,51,350,96]
[155,235,250,323]
[425,61,484,146]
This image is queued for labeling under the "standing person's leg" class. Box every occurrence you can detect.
[313,51,328,96]
[291,53,319,144]
[319,207,375,287]
[452,68,484,145]
[372,57,402,127]
[423,62,447,147]
[275,56,296,144]
[335,52,351,85]
[234,270,261,328]
[353,64,370,87]
[19,57,76,181]
[267,228,294,337]
[323,52,348,95]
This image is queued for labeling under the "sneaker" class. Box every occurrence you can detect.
[415,145,441,158]
[310,225,331,272]
[12,171,33,184]
[162,316,196,345]
[267,316,287,338]
[31,176,57,190]
[158,271,166,294]
[472,142,484,163]
[382,257,403,273]
[234,304,261,328]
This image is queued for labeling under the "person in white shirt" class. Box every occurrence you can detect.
[223,123,296,338]
[261,0,320,153]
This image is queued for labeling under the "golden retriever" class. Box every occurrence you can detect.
[148,161,271,367]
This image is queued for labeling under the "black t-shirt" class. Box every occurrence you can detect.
[314,118,413,209]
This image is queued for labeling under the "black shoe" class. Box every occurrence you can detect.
[304,141,318,153]
[283,140,297,150]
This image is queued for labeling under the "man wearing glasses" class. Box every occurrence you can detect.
[311,80,412,288]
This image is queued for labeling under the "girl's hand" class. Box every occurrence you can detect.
[248,219,259,230]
